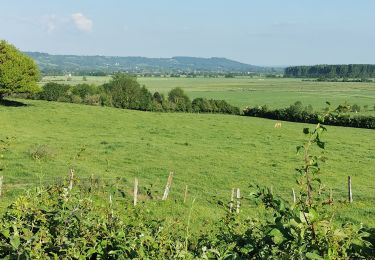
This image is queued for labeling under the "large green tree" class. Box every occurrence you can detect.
[0,40,40,99]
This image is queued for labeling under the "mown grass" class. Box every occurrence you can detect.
[41,76,375,115]
[1,99,374,229]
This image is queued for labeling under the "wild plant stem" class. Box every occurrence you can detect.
[185,197,196,252]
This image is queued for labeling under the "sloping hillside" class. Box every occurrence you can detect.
[25,52,280,74]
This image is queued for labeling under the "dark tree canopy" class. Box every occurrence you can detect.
[0,40,40,98]
[102,73,153,110]
[284,64,375,78]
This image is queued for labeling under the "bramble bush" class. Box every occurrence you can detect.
[0,184,192,259]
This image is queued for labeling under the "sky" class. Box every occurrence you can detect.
[0,0,374,66]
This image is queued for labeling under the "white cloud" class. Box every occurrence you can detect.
[71,13,93,32]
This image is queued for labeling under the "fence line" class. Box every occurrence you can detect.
[0,173,368,208]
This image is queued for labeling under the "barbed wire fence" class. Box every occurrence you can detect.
[0,170,370,213]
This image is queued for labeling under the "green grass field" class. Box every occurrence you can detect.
[1,99,374,229]
[41,76,375,115]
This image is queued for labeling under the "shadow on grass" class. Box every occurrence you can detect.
[0,99,28,107]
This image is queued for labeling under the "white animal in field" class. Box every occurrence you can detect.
[274,122,282,128]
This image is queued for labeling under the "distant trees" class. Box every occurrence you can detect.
[243,102,375,129]
[71,84,97,99]
[167,87,191,112]
[102,73,153,110]
[38,82,71,101]
[192,98,240,114]
[0,40,40,99]
[35,73,241,116]
[285,64,375,78]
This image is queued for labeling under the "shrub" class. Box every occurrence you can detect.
[84,94,101,106]
[351,104,361,112]
[102,73,153,110]
[0,184,190,259]
[38,83,71,101]
[153,91,164,104]
[71,84,97,99]
[70,95,82,104]
[168,87,191,112]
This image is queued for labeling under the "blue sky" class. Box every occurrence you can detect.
[1,0,374,66]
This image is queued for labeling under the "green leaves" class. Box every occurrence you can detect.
[0,40,40,96]
[306,252,324,260]
[268,228,285,245]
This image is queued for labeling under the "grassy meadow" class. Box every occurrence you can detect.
[1,99,374,229]
[41,76,375,115]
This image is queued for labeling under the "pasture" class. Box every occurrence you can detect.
[1,99,374,229]
[41,76,375,115]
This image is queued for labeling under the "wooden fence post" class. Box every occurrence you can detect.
[229,188,235,212]
[134,178,138,206]
[0,176,3,197]
[68,169,74,190]
[184,185,188,204]
[292,188,296,203]
[236,188,241,214]
[348,176,353,203]
[162,172,173,201]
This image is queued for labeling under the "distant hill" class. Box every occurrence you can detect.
[25,52,281,75]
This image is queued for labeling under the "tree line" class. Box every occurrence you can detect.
[284,64,375,78]
[243,101,375,129]
[34,73,241,115]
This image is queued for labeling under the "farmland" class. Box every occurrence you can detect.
[41,76,375,115]
[1,98,374,229]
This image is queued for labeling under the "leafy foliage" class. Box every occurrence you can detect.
[37,82,71,101]
[0,40,40,98]
[0,184,192,259]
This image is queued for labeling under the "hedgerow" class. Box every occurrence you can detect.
[34,73,240,115]
[243,102,375,129]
